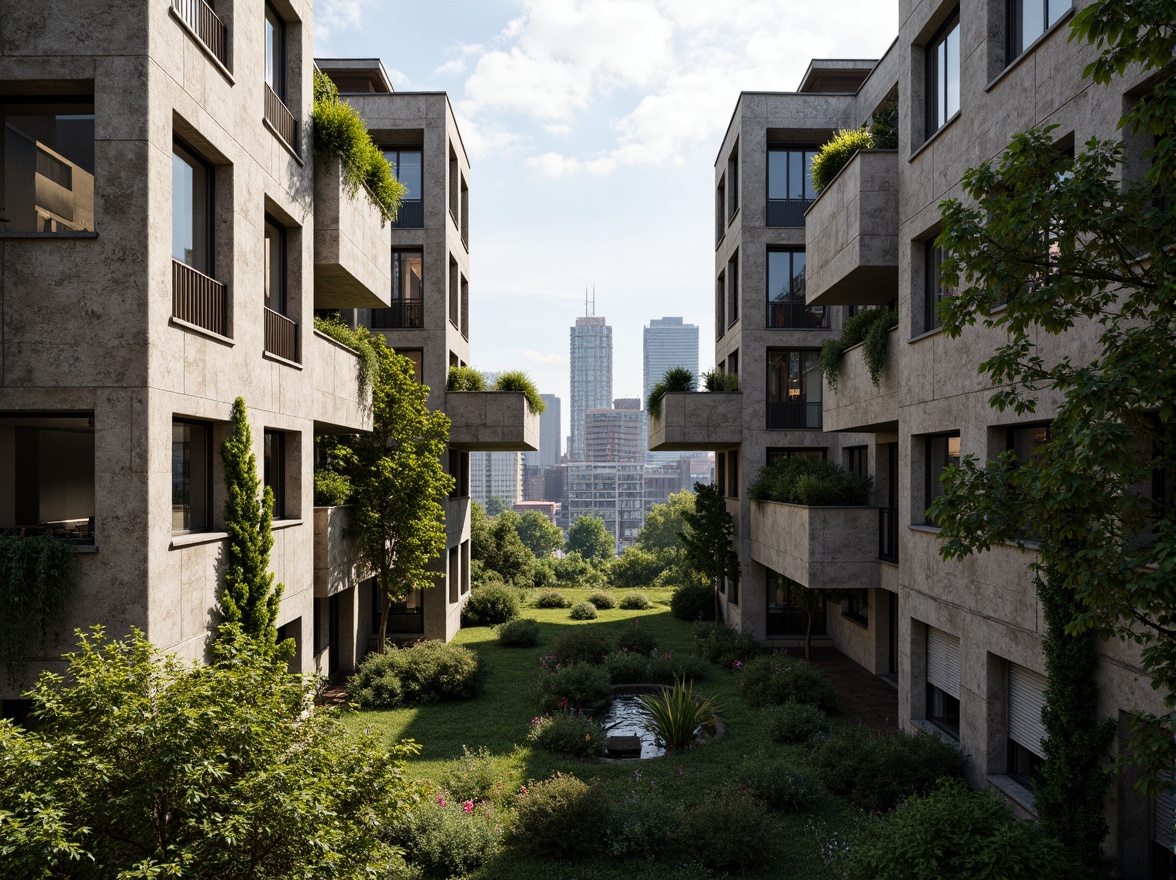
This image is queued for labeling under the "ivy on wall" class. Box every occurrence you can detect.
[0,533,76,686]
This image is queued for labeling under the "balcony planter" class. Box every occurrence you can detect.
[310,329,372,434]
[804,149,898,306]
[648,392,742,452]
[313,506,369,598]
[749,500,880,590]
[312,156,392,310]
[823,327,900,433]
[446,391,540,451]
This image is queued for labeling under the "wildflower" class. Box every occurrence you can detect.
[676,767,684,776]
[519,785,529,796]
[436,796,447,807]
[732,660,743,670]
[632,769,642,781]
[463,800,474,813]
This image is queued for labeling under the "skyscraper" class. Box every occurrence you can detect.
[643,317,699,459]
[538,394,561,469]
[569,315,612,461]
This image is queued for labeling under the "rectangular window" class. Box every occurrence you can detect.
[264,430,286,519]
[767,249,825,328]
[1007,0,1069,61]
[399,349,423,383]
[924,432,960,525]
[766,569,826,637]
[727,251,739,325]
[0,98,95,233]
[715,175,726,242]
[0,414,95,543]
[172,140,213,274]
[925,11,961,138]
[172,419,211,532]
[264,215,286,314]
[715,271,726,340]
[767,349,822,430]
[264,2,285,99]
[1007,662,1047,785]
[313,597,332,654]
[448,255,459,327]
[460,275,469,340]
[726,450,739,499]
[767,147,818,226]
[448,146,459,222]
[767,447,826,466]
[1007,423,1050,464]
[843,589,869,625]
[371,250,423,329]
[727,147,739,221]
[926,626,961,738]
[845,445,868,479]
[924,242,956,331]
[383,148,423,228]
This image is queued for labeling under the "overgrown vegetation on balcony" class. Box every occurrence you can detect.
[446,367,546,414]
[819,307,898,390]
[810,99,898,192]
[646,367,697,419]
[749,456,870,506]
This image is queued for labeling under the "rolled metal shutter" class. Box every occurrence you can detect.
[1008,663,1048,759]
[926,627,960,699]
[1155,783,1176,849]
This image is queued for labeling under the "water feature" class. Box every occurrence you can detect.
[602,689,665,759]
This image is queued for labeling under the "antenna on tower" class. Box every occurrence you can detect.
[584,285,597,317]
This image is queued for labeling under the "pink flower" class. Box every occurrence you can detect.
[519,786,529,796]
[676,767,684,776]
[436,796,447,807]
[463,800,474,813]
[733,660,744,670]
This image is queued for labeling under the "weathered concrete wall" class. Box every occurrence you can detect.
[749,500,881,591]
[312,156,392,309]
[647,391,742,451]
[310,330,372,433]
[446,391,540,451]
[823,330,900,432]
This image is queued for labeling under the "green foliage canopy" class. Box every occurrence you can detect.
[516,510,564,558]
[565,515,615,562]
[678,483,739,621]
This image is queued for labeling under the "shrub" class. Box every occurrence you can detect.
[551,628,613,667]
[513,773,610,859]
[313,469,351,506]
[742,759,822,812]
[818,307,898,390]
[491,370,546,414]
[647,652,711,685]
[445,365,485,391]
[693,621,761,666]
[461,584,520,627]
[846,779,1090,880]
[569,601,597,620]
[638,677,720,751]
[347,640,488,709]
[646,366,696,419]
[762,701,831,744]
[610,547,663,588]
[736,654,838,713]
[615,621,658,655]
[748,454,871,505]
[526,710,605,758]
[390,797,503,878]
[618,591,652,610]
[605,793,682,860]
[439,745,503,805]
[603,650,651,684]
[586,590,616,609]
[810,127,875,192]
[533,663,612,712]
[533,590,572,609]
[670,580,713,621]
[682,786,773,873]
[496,617,540,648]
[811,726,967,812]
[531,557,557,588]
[702,368,740,392]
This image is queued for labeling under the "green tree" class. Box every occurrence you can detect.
[566,515,615,563]
[637,490,695,554]
[346,338,453,653]
[470,500,493,562]
[485,496,509,517]
[679,483,740,622]
[928,0,1176,858]
[516,510,564,558]
[610,546,663,588]
[0,627,416,878]
[485,511,535,587]
[218,397,286,657]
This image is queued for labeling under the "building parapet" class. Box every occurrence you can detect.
[312,156,392,310]
[310,329,372,433]
[648,392,742,451]
[749,500,881,590]
[822,328,900,433]
[446,391,540,451]
[313,506,369,598]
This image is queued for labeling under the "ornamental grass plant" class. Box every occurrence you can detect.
[637,676,720,752]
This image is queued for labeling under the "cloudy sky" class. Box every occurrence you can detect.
[315,0,898,449]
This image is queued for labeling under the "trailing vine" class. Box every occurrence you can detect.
[819,308,898,390]
[313,315,378,400]
[0,533,76,686]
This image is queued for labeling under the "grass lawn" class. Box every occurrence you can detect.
[342,587,857,879]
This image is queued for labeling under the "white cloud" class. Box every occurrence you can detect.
[315,0,379,43]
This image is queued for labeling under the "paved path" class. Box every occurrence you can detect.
[781,647,898,733]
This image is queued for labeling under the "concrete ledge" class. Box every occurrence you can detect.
[313,156,392,310]
[749,500,880,590]
[313,506,369,598]
[446,391,540,451]
[648,392,742,451]
[309,331,371,434]
[823,329,899,432]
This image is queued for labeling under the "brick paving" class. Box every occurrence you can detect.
[781,647,899,733]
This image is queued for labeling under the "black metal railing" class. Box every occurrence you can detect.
[171,0,228,67]
[767,198,812,227]
[767,401,822,430]
[172,259,227,336]
[391,199,424,228]
[879,507,899,562]
[370,299,423,329]
[767,301,827,329]
[264,84,298,151]
[264,307,299,362]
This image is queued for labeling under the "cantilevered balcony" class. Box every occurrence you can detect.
[313,156,392,310]
[446,392,540,451]
[822,327,899,433]
[313,505,368,598]
[648,392,742,451]
[310,328,372,434]
[264,84,298,153]
[750,500,881,590]
[804,149,898,306]
[170,0,228,68]
[172,259,227,337]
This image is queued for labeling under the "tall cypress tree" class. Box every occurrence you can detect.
[678,482,740,623]
[219,397,284,654]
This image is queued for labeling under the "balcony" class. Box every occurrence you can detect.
[172,259,226,337]
[264,84,298,154]
[391,199,424,228]
[370,299,422,329]
[804,149,898,306]
[263,307,299,363]
[767,299,827,329]
[310,329,372,433]
[314,506,368,598]
[648,392,742,451]
[313,156,392,310]
[446,391,540,451]
[767,198,813,227]
[750,500,881,591]
[170,0,228,68]
[822,328,899,433]
[766,400,822,430]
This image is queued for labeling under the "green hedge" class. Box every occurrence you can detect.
[748,455,870,505]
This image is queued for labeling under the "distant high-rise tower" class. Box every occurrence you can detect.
[643,317,699,458]
[570,315,612,461]
[538,394,561,469]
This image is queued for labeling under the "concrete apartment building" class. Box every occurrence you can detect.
[0,1,534,707]
[650,1,1168,874]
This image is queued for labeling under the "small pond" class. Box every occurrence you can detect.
[602,689,665,759]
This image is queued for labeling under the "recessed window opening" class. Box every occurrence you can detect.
[925,11,961,138]
[0,414,95,543]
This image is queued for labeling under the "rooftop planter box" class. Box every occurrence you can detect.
[313,156,392,310]
[750,500,880,591]
[823,328,900,433]
[804,149,898,307]
[313,505,369,598]
[309,329,372,434]
[446,391,540,451]
[648,392,742,452]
